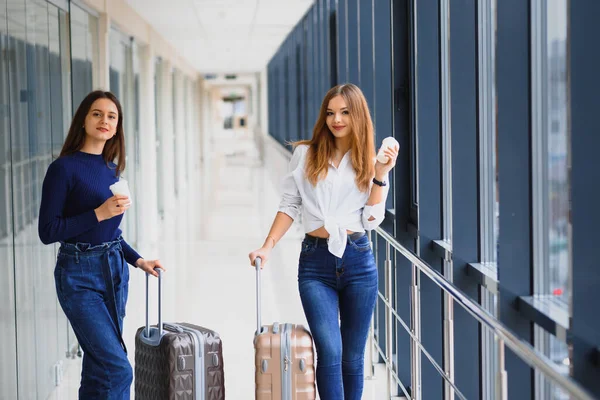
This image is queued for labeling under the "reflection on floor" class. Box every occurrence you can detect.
[48,133,395,400]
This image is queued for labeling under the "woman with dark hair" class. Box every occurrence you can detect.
[249,83,398,399]
[39,90,165,399]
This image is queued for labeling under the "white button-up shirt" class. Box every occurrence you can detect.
[278,145,389,258]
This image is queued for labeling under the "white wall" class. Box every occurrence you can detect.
[83,0,197,77]
[77,0,208,363]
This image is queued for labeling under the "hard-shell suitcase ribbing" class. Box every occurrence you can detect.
[253,258,316,400]
[134,269,225,400]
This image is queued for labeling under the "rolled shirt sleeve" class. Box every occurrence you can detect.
[361,172,390,230]
[277,145,306,221]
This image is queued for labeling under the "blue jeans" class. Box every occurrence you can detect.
[298,233,378,400]
[54,238,132,399]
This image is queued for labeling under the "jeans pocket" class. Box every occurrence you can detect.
[351,236,371,252]
[300,240,317,256]
[59,258,99,305]
[56,255,78,293]
[60,267,85,298]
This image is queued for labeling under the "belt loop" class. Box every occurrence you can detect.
[75,251,79,264]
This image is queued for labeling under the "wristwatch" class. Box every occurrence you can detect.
[372,177,387,187]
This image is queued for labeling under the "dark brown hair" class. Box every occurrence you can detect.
[60,90,126,175]
[294,83,375,192]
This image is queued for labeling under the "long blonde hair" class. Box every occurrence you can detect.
[294,84,375,192]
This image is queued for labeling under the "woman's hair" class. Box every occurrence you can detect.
[294,83,375,192]
[60,90,126,175]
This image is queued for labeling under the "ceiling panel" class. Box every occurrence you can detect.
[125,0,314,73]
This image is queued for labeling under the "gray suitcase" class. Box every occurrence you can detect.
[134,269,225,400]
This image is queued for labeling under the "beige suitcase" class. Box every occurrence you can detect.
[253,258,316,400]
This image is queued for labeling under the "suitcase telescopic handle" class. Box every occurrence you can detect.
[255,257,262,334]
[145,268,163,338]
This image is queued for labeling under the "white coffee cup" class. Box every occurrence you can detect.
[376,137,400,164]
[109,179,131,202]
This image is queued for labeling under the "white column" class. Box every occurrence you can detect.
[251,74,259,131]
[260,68,269,134]
[198,82,213,240]
[187,79,199,175]
[173,71,187,258]
[189,79,203,239]
[123,44,158,363]
[137,44,159,247]
[155,61,177,321]
[243,85,250,134]
[174,72,186,195]
[194,80,203,162]
[96,13,110,91]
[200,83,212,167]
[159,60,176,224]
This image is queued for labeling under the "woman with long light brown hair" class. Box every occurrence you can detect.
[249,83,398,399]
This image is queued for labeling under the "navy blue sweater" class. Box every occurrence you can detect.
[38,151,141,266]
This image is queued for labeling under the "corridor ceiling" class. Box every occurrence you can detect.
[125,0,315,74]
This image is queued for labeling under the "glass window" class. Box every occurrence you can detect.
[532,0,570,399]
[440,0,452,245]
[358,0,373,109]
[0,0,18,397]
[478,0,498,267]
[373,0,393,217]
[0,0,11,240]
[7,0,28,235]
[110,28,138,244]
[48,1,72,370]
[544,0,569,310]
[10,6,41,396]
[296,43,303,142]
[109,29,126,99]
[283,55,290,144]
[440,2,454,397]
[3,1,72,398]
[49,6,71,154]
[477,1,499,398]
[532,0,570,304]
[28,1,58,395]
[70,3,98,110]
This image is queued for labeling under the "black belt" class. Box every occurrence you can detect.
[304,231,366,247]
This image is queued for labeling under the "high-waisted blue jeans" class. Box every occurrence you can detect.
[298,233,378,400]
[54,238,132,399]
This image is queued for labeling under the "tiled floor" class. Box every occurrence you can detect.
[48,133,395,399]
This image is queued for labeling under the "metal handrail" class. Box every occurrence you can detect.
[374,226,595,400]
[377,291,468,400]
[372,338,412,399]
